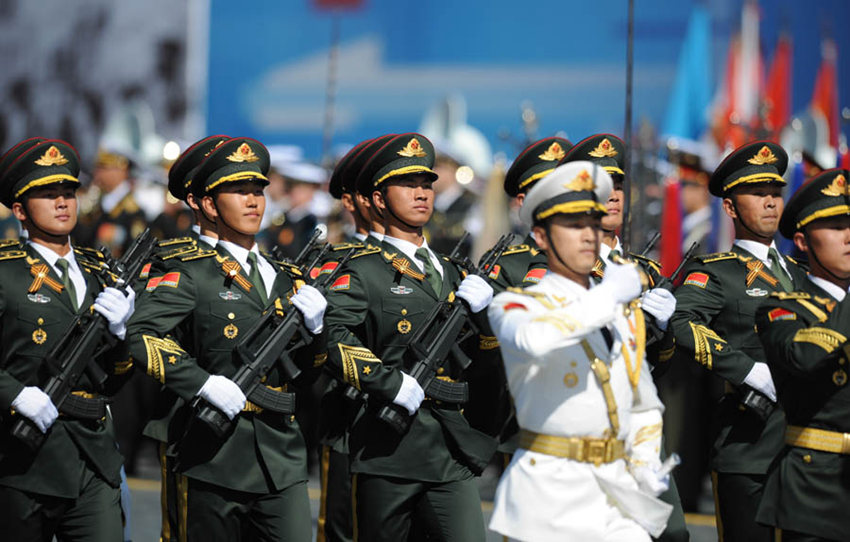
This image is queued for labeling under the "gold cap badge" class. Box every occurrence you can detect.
[226,143,259,163]
[564,169,596,191]
[747,145,778,165]
[588,138,618,158]
[821,174,848,197]
[397,138,426,158]
[34,146,69,167]
[538,142,566,161]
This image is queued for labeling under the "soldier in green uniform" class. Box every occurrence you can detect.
[324,133,498,542]
[669,141,809,542]
[0,138,135,541]
[127,137,328,541]
[74,145,147,258]
[754,168,850,542]
[139,134,230,542]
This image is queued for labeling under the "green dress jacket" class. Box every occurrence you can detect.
[0,244,130,498]
[754,281,850,540]
[324,241,499,480]
[669,245,808,474]
[127,245,323,493]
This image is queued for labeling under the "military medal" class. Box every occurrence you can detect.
[397,309,412,334]
[223,323,239,339]
[32,317,47,344]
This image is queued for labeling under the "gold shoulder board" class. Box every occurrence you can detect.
[181,248,217,261]
[0,250,27,261]
[162,245,199,260]
[352,246,382,260]
[333,242,363,251]
[500,244,531,256]
[698,252,738,263]
[158,236,195,248]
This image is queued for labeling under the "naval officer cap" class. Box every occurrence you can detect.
[520,160,613,227]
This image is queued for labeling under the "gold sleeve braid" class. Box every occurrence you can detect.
[142,335,187,384]
[632,422,663,447]
[337,344,381,391]
[689,322,727,370]
[792,327,847,353]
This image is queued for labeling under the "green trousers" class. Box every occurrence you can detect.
[185,477,311,542]
[352,473,485,542]
[0,466,121,542]
[318,446,353,542]
[713,472,771,542]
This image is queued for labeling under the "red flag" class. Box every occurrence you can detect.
[812,39,840,148]
[659,179,682,278]
[764,35,792,138]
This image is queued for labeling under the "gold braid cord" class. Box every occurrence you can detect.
[581,339,620,436]
[793,327,847,353]
[338,344,381,391]
[142,335,187,384]
[28,263,64,293]
[689,322,726,370]
[633,422,663,447]
[479,335,499,350]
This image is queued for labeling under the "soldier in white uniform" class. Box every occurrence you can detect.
[487,161,673,542]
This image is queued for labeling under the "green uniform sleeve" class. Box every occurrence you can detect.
[0,282,23,408]
[756,298,850,377]
[670,261,757,384]
[126,266,210,400]
[324,269,402,403]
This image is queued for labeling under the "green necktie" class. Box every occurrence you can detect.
[768,248,793,292]
[247,252,267,302]
[56,258,78,310]
[414,247,442,296]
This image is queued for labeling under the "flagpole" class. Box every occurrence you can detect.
[621,0,635,253]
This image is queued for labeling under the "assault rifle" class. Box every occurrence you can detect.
[377,233,514,434]
[11,229,157,450]
[192,244,354,438]
[644,240,699,346]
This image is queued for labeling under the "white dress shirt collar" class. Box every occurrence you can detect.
[216,240,277,296]
[28,240,86,307]
[808,274,847,302]
[734,239,789,274]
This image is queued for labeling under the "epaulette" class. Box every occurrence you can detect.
[180,248,217,261]
[0,250,27,261]
[500,244,532,257]
[74,246,106,261]
[157,236,195,248]
[276,260,302,276]
[161,244,199,260]
[630,253,662,272]
[331,242,363,251]
[696,252,738,263]
[351,245,382,260]
[0,238,22,250]
[768,291,834,323]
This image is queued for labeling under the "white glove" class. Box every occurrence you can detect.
[197,375,246,420]
[632,463,670,497]
[598,261,642,304]
[12,386,59,433]
[743,362,777,402]
[456,274,494,313]
[641,288,676,330]
[392,372,425,415]
[291,285,327,334]
[93,286,136,339]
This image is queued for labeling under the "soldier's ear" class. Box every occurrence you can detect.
[721,197,738,220]
[792,231,808,254]
[11,201,27,223]
[200,195,219,219]
[532,225,548,251]
[516,193,526,207]
[372,190,387,212]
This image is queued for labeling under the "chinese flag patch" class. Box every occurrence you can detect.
[159,272,181,288]
[139,262,152,279]
[330,274,350,291]
[488,264,501,280]
[145,276,162,291]
[523,268,546,284]
[767,308,796,322]
[319,261,339,275]
[684,272,709,288]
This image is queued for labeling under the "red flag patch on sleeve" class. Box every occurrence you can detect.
[145,276,162,291]
[523,268,547,284]
[330,274,350,291]
[308,267,320,280]
[683,272,709,288]
[488,264,501,280]
[767,308,796,322]
[139,262,152,280]
[319,261,339,275]
[158,272,181,289]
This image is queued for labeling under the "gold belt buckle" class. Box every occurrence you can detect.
[586,440,607,466]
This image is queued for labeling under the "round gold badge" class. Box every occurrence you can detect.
[833,369,847,387]
[563,372,578,388]
[397,319,412,334]
[32,328,47,345]
[223,323,239,340]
